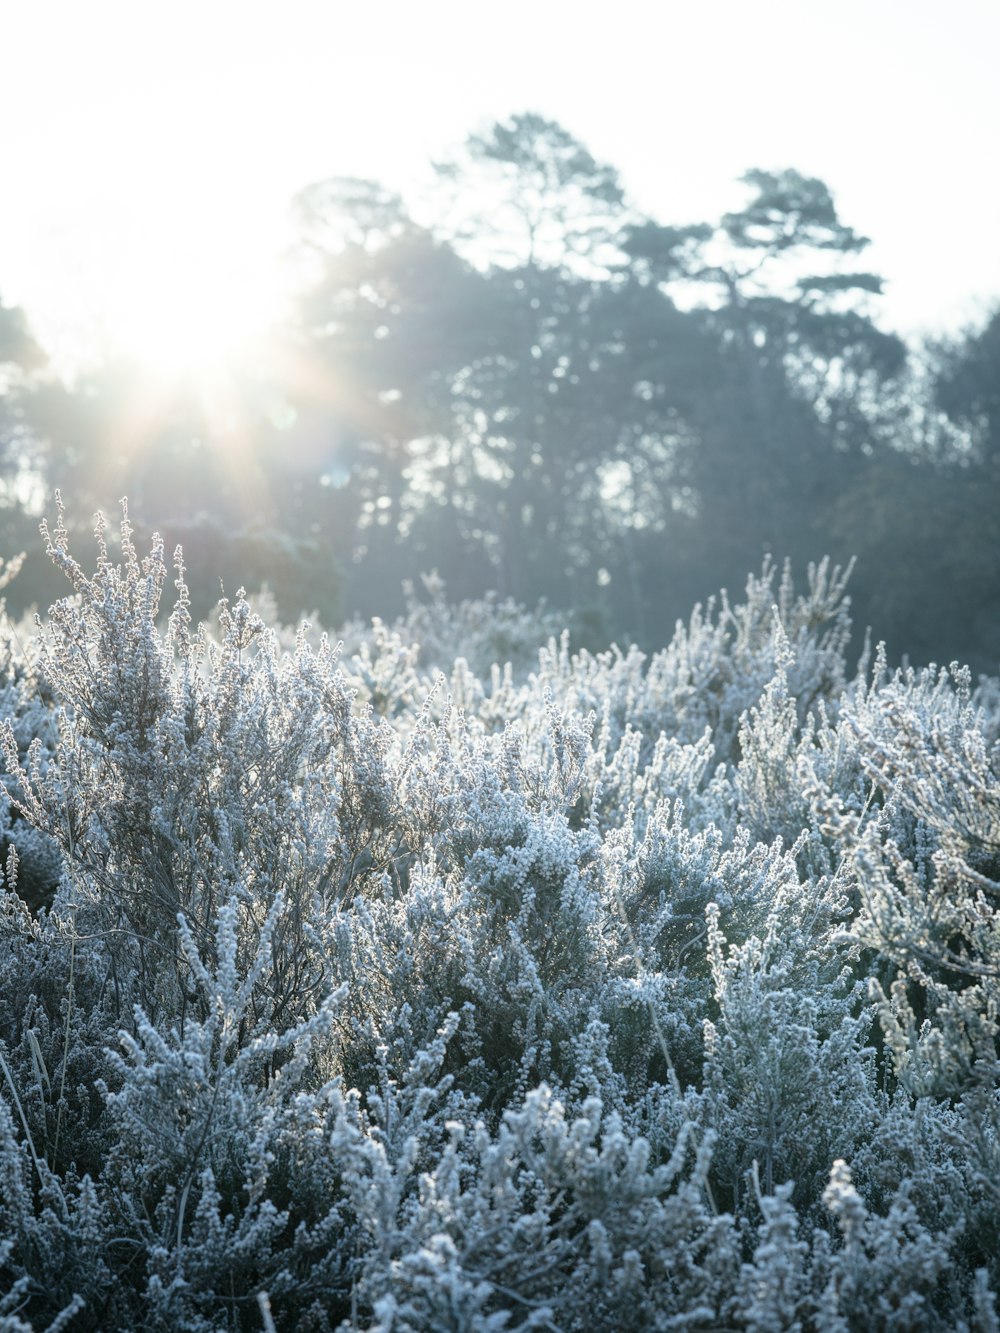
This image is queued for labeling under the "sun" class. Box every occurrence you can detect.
[103,236,284,376]
[88,143,293,379]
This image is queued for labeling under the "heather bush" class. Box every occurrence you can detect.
[0,506,997,1329]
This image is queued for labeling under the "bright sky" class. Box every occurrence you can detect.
[2,0,998,371]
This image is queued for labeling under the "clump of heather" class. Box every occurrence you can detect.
[0,501,996,1330]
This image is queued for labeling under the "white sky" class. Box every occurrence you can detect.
[2,0,998,368]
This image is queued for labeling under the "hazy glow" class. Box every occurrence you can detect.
[105,245,279,374]
[53,127,293,375]
[1,0,998,368]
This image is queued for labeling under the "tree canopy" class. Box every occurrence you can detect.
[1,114,997,669]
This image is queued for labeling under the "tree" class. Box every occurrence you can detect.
[933,307,1000,470]
[285,125,649,621]
[0,293,45,493]
[283,177,503,614]
[434,111,628,275]
[0,294,53,608]
[620,169,907,600]
[625,169,906,426]
[419,116,671,617]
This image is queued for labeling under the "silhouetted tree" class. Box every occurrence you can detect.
[934,308,1000,470]
[6,123,996,671]
[621,169,906,601]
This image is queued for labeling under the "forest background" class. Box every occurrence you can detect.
[1,102,999,669]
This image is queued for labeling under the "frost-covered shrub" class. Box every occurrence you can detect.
[341,571,567,685]
[0,572,62,915]
[0,506,998,1330]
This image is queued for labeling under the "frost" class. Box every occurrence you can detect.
[0,512,994,1329]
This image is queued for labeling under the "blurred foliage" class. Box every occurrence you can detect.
[1,115,997,670]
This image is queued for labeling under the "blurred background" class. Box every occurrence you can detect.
[1,0,998,667]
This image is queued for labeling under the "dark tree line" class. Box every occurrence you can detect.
[2,113,999,668]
